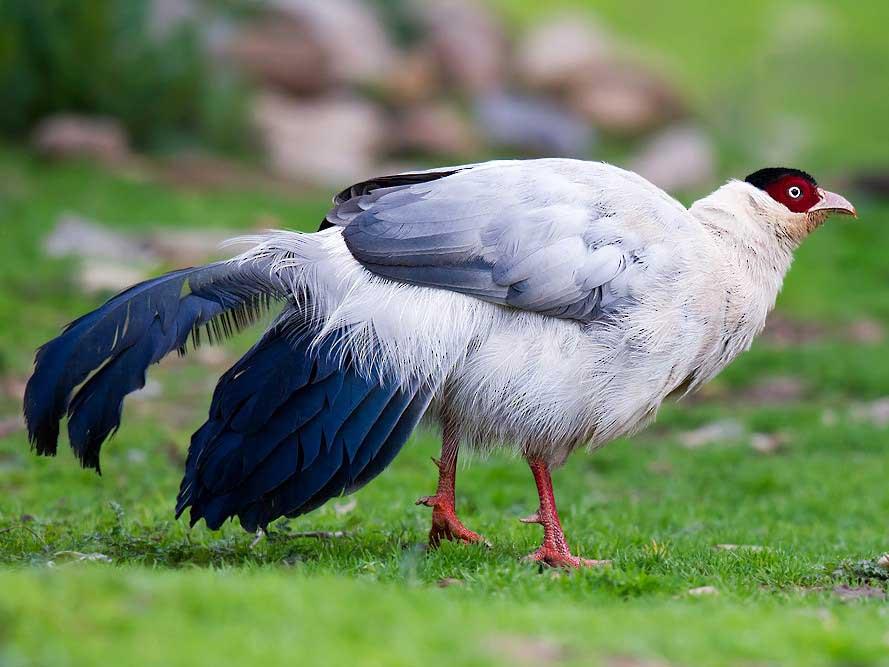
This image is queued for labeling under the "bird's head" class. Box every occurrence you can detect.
[741,167,857,244]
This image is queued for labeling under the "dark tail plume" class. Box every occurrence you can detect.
[23,260,286,472]
[176,319,434,531]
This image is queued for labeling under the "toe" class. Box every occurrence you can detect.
[524,547,610,569]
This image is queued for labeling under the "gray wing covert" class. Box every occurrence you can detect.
[340,162,667,321]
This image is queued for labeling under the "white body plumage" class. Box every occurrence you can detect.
[235,159,801,465]
[24,158,854,542]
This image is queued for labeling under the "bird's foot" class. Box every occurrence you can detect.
[523,545,611,569]
[416,494,489,548]
[520,512,610,568]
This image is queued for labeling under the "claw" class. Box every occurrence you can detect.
[519,511,541,524]
[418,493,489,548]
[524,546,611,569]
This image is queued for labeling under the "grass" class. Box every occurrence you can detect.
[1,154,888,666]
[2,1,889,661]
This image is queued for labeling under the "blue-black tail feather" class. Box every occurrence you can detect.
[24,255,431,531]
[23,260,285,471]
[176,320,434,531]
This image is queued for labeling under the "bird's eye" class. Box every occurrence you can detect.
[788,186,802,199]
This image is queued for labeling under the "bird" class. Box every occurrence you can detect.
[23,159,856,567]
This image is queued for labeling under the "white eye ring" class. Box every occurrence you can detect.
[788,186,802,199]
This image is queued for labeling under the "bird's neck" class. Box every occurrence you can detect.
[689,188,796,295]
[686,189,796,382]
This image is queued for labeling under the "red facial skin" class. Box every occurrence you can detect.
[764,175,821,213]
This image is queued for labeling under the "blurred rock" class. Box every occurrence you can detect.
[156,153,262,193]
[44,215,158,293]
[127,449,148,465]
[1,376,26,401]
[833,585,885,601]
[474,92,594,157]
[385,49,440,104]
[252,92,386,186]
[45,212,257,283]
[846,169,889,199]
[568,62,685,136]
[515,14,614,90]
[485,635,568,666]
[414,0,505,94]
[678,419,744,449]
[629,125,716,192]
[845,318,885,345]
[394,103,479,157]
[227,16,329,95]
[749,432,789,455]
[33,115,129,164]
[760,313,827,347]
[514,11,684,137]
[739,375,805,405]
[0,416,24,439]
[130,379,163,401]
[44,215,155,264]
[148,0,197,38]
[193,346,233,368]
[850,398,889,428]
[147,228,254,265]
[78,260,150,294]
[275,0,396,87]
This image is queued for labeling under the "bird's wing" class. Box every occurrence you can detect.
[340,159,692,320]
[320,163,480,230]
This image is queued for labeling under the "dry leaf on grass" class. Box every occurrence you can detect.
[436,577,464,588]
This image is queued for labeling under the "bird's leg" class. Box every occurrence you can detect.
[521,457,610,568]
[416,420,487,547]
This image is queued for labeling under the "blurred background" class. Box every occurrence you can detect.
[2,0,889,502]
[2,0,889,376]
[4,0,889,189]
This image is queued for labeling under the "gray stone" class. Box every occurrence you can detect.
[629,125,716,192]
[515,14,614,90]
[226,16,329,95]
[394,103,479,157]
[33,115,129,164]
[414,0,505,94]
[44,215,153,263]
[474,92,594,157]
[268,0,397,87]
[252,92,386,187]
[569,61,686,136]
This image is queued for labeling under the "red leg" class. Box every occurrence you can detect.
[416,420,488,547]
[521,457,610,568]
